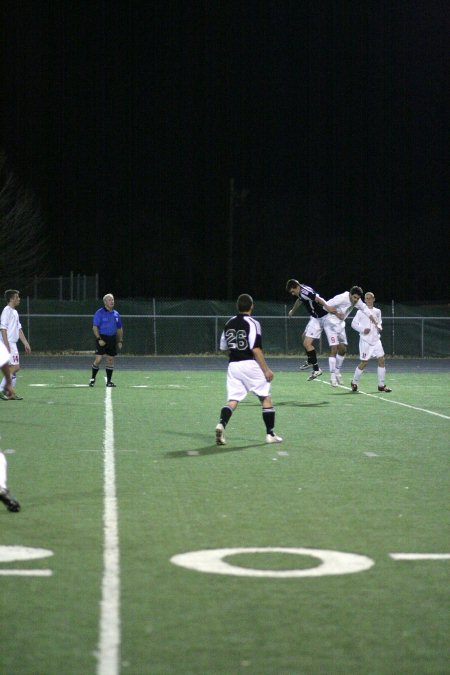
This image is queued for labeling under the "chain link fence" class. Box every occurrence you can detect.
[18,298,449,357]
[7,274,99,300]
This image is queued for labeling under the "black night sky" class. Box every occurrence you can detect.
[1,1,448,301]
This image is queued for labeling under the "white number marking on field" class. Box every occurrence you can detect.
[171,547,450,578]
[171,547,374,577]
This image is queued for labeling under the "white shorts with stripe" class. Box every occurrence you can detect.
[226,360,270,402]
[359,338,385,361]
[303,316,326,340]
[6,342,19,366]
[323,319,347,347]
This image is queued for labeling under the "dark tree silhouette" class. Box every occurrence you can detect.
[0,151,48,292]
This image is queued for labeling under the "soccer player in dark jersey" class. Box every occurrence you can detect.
[286,279,341,380]
[89,293,123,387]
[215,293,282,446]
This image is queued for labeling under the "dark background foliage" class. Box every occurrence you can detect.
[1,1,448,300]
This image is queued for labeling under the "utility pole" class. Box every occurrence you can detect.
[227,177,235,300]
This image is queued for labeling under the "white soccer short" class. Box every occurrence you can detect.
[7,342,19,366]
[303,316,326,340]
[323,320,347,347]
[226,360,270,401]
[359,338,385,361]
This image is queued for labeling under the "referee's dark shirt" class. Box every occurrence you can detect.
[220,313,263,362]
[297,284,328,318]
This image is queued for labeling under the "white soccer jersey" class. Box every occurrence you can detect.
[351,307,382,346]
[0,306,21,344]
[325,292,373,327]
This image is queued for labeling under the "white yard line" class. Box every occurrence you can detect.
[319,380,450,420]
[96,387,121,675]
[390,553,450,560]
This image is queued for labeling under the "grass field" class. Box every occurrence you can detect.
[1,362,449,674]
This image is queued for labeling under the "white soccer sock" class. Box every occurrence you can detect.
[336,354,345,370]
[0,377,5,390]
[377,366,386,386]
[328,356,336,373]
[0,452,7,490]
[353,367,364,383]
[12,374,17,388]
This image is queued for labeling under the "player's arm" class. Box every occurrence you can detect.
[315,295,343,317]
[19,329,31,353]
[92,321,105,345]
[376,310,382,332]
[252,346,274,382]
[116,327,123,350]
[0,328,10,353]
[219,331,228,352]
[351,312,368,334]
[288,298,301,318]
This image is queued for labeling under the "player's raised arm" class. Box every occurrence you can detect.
[315,295,343,317]
[288,298,301,317]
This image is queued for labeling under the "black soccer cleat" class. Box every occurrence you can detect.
[0,488,21,512]
[89,379,95,387]
[351,381,358,392]
[106,382,117,388]
[378,385,392,392]
[299,361,311,370]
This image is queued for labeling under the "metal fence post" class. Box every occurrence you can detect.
[391,299,395,356]
[153,298,157,355]
[27,296,31,343]
[284,305,288,353]
[421,319,424,357]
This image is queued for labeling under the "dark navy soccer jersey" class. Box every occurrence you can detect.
[297,284,328,318]
[219,313,263,362]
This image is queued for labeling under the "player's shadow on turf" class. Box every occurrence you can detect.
[277,400,330,407]
[165,443,266,458]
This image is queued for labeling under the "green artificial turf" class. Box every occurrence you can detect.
[0,368,448,674]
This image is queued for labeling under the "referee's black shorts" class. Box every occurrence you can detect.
[95,334,118,356]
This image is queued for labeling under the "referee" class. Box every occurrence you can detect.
[89,293,123,387]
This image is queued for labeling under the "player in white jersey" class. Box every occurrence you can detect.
[350,292,392,392]
[0,340,21,511]
[0,289,31,399]
[323,286,376,386]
